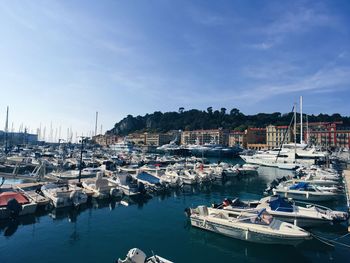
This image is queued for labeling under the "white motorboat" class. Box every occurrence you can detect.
[118,248,173,263]
[273,182,340,202]
[107,173,142,197]
[161,169,182,187]
[180,169,198,185]
[51,167,104,179]
[187,205,311,245]
[82,172,122,199]
[41,183,88,208]
[215,195,349,227]
[281,180,342,193]
[234,164,258,176]
[194,164,213,183]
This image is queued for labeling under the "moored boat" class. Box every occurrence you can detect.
[214,195,349,227]
[118,248,173,263]
[0,191,37,219]
[186,205,311,245]
[272,182,340,202]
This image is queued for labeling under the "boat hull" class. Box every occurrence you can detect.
[273,189,338,202]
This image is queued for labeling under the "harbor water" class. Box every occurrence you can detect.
[0,158,349,263]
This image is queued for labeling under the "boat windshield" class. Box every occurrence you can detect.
[268,197,293,212]
[255,209,273,225]
[289,182,309,190]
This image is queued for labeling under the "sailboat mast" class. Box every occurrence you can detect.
[300,96,303,144]
[306,115,309,145]
[95,111,98,136]
[4,106,9,154]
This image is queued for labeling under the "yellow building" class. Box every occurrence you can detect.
[127,133,146,145]
[229,131,245,148]
[92,134,120,146]
[266,125,291,149]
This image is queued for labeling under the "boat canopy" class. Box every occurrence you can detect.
[137,172,160,184]
[268,197,293,212]
[289,182,309,190]
[0,192,29,207]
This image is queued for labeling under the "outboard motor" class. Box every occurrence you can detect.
[7,198,22,218]
[184,207,191,217]
[138,182,145,194]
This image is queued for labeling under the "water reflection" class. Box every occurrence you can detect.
[0,163,348,263]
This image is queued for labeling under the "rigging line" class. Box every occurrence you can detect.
[333,232,350,241]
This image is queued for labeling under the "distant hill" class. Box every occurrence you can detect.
[107,108,350,136]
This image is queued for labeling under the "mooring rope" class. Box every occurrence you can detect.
[311,233,350,249]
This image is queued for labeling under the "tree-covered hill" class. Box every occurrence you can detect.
[107,107,350,136]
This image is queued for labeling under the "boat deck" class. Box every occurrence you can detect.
[14,182,50,206]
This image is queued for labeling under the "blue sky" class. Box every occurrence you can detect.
[0,0,350,141]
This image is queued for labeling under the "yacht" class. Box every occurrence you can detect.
[118,248,173,263]
[187,205,311,245]
[110,140,135,153]
[215,195,348,227]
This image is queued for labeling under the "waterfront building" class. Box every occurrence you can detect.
[127,133,146,145]
[145,131,179,146]
[229,131,246,148]
[245,128,267,150]
[181,129,229,146]
[0,130,38,145]
[306,122,350,149]
[266,125,292,149]
[92,134,120,146]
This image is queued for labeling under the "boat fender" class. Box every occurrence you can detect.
[7,198,22,218]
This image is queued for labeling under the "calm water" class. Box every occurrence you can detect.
[1,158,350,263]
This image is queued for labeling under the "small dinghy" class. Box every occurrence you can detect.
[0,191,37,219]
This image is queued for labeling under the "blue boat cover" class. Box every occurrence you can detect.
[137,172,160,184]
[269,197,293,212]
[289,182,309,190]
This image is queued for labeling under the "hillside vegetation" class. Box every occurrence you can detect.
[108,108,350,136]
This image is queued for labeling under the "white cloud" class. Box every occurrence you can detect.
[249,6,338,49]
